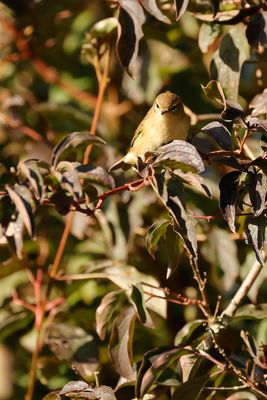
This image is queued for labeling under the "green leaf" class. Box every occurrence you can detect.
[154,140,205,174]
[171,374,210,399]
[130,283,154,328]
[116,0,146,76]
[146,219,171,258]
[52,131,106,166]
[235,304,267,320]
[96,290,122,340]
[210,25,250,100]
[201,80,225,107]
[109,306,136,381]
[201,121,232,150]
[172,170,212,198]
[219,171,241,233]
[174,320,205,346]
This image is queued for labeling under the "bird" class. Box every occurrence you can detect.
[109,91,190,171]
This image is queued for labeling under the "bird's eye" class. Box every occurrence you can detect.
[156,103,160,108]
[170,105,177,111]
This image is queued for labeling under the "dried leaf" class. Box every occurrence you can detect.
[154,140,205,173]
[109,307,136,381]
[219,171,241,233]
[130,283,154,328]
[96,290,122,340]
[52,131,105,166]
[116,0,146,76]
[201,121,232,150]
[245,216,266,266]
[5,184,35,237]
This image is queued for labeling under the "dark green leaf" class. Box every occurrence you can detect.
[5,184,35,237]
[109,306,136,380]
[222,100,244,121]
[117,0,145,76]
[154,140,205,173]
[214,157,245,171]
[52,131,105,166]
[201,80,225,107]
[246,11,267,48]
[247,171,267,217]
[245,216,266,266]
[201,121,232,150]
[140,347,192,396]
[142,0,170,23]
[130,283,154,328]
[174,320,205,346]
[96,290,122,340]
[209,0,220,17]
[174,0,189,20]
[50,191,73,215]
[146,219,171,258]
[219,171,241,233]
[171,374,210,399]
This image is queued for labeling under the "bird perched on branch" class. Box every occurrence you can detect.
[109,91,190,171]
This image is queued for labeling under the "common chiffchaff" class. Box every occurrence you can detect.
[109,91,190,171]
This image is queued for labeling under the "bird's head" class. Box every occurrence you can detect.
[154,91,182,115]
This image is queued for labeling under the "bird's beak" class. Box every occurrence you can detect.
[160,109,168,115]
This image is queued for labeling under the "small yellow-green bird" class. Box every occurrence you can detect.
[109,91,190,171]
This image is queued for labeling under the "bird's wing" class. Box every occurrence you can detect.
[129,108,152,148]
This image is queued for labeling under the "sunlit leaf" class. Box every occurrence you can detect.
[172,170,212,198]
[210,25,250,100]
[219,171,241,233]
[154,140,205,174]
[175,0,189,20]
[247,171,267,217]
[198,23,221,53]
[5,184,35,237]
[96,290,122,340]
[201,121,232,150]
[201,80,225,107]
[109,306,136,380]
[249,88,267,116]
[235,304,267,320]
[116,0,146,76]
[18,159,45,200]
[245,216,266,266]
[174,320,205,346]
[52,131,106,166]
[142,0,170,24]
